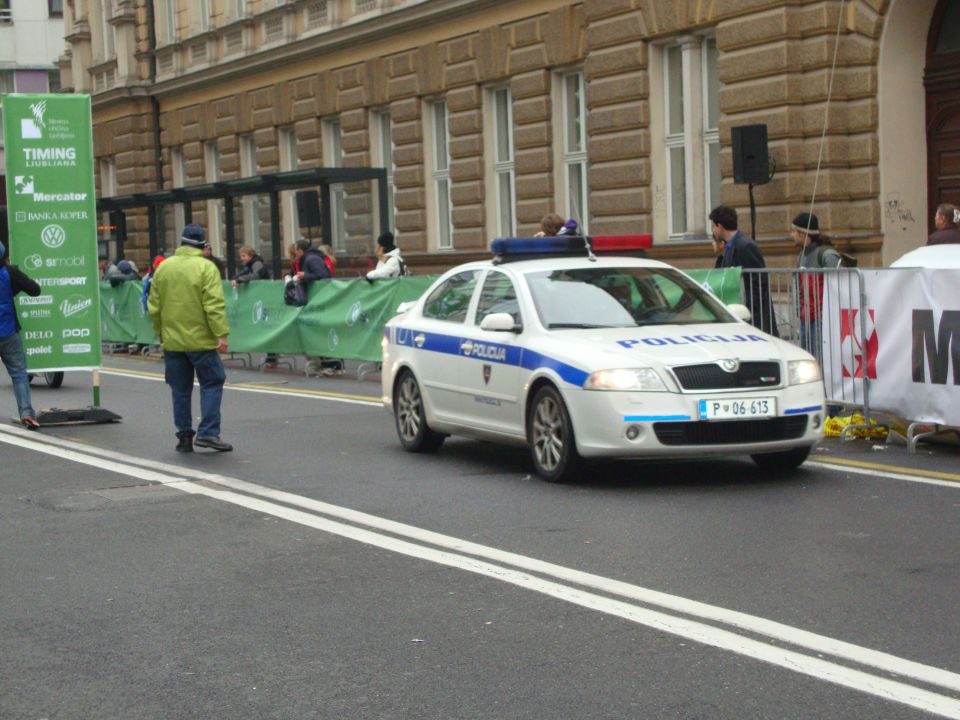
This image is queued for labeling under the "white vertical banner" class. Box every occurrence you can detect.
[823,269,960,425]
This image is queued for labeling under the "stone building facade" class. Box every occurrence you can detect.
[58,0,960,274]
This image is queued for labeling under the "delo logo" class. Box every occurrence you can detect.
[24,330,54,340]
[63,328,91,338]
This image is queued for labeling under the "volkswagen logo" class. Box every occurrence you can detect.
[720,359,740,373]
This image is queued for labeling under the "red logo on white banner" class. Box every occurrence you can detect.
[840,309,878,379]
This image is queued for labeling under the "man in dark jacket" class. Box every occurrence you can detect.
[927,203,960,245]
[709,205,779,336]
[292,239,331,283]
[0,241,42,429]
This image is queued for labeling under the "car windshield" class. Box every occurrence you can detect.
[525,266,735,329]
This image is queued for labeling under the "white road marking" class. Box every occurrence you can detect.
[2,426,959,718]
[96,368,381,407]
[808,461,960,490]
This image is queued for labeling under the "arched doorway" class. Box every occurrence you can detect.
[926,0,960,230]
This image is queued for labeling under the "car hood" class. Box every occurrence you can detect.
[534,323,807,369]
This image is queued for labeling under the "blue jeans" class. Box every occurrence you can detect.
[0,332,36,420]
[164,350,226,439]
[799,319,822,363]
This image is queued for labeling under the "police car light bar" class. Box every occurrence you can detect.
[490,234,651,263]
[590,235,653,252]
[490,236,589,257]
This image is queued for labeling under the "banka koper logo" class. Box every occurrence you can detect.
[840,308,878,379]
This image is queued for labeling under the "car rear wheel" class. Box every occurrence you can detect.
[43,372,64,388]
[528,385,583,483]
[394,370,445,453]
[751,445,812,471]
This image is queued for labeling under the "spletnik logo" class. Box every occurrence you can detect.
[21,101,45,139]
[61,295,94,320]
[41,224,67,249]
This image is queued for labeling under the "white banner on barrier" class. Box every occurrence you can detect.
[823,269,959,426]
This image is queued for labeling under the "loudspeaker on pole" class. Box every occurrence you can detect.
[731,124,769,185]
[296,190,321,227]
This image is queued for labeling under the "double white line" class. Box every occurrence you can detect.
[3,425,959,718]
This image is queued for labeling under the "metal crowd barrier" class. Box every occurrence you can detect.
[740,267,881,442]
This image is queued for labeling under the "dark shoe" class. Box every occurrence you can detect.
[176,435,193,453]
[194,436,233,452]
[21,416,40,431]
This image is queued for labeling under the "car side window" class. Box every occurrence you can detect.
[422,270,481,323]
[475,271,521,326]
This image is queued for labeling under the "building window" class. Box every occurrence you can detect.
[490,87,515,237]
[171,146,186,234]
[371,109,395,231]
[656,36,720,242]
[100,0,116,60]
[48,70,62,93]
[236,0,246,19]
[0,71,13,135]
[323,118,346,252]
[204,141,222,251]
[99,157,118,257]
[278,127,300,243]
[164,0,177,43]
[198,0,210,33]
[49,0,64,18]
[239,134,259,249]
[428,100,454,250]
[558,71,588,232]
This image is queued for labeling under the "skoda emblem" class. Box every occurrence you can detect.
[720,359,740,373]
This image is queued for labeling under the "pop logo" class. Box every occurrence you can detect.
[840,308,878,379]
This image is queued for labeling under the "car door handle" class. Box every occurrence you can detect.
[413,333,426,348]
[459,340,474,355]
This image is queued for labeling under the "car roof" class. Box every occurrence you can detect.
[450,255,677,275]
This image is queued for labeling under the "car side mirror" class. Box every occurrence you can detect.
[480,312,521,332]
[727,303,752,323]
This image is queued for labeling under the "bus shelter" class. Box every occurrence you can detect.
[96,166,389,278]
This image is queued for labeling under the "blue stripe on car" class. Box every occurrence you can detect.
[623,414,691,421]
[391,327,589,386]
[785,405,822,415]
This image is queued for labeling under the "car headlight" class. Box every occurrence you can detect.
[584,368,667,391]
[788,359,821,385]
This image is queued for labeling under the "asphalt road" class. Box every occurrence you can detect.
[1,355,958,720]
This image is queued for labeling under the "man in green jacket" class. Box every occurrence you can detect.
[148,224,232,453]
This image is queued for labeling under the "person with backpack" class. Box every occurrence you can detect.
[366,231,407,280]
[792,212,840,359]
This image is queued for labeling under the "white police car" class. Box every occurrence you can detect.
[381,236,824,482]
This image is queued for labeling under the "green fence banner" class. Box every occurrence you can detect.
[99,267,742,363]
[2,94,101,371]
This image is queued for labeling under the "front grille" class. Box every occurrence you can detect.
[672,361,781,391]
[653,415,809,446]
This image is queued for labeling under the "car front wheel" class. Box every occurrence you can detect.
[751,445,812,471]
[528,385,583,483]
[394,370,445,453]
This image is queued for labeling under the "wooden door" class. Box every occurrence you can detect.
[926,0,960,231]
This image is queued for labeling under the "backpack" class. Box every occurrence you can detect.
[816,243,857,268]
[397,258,411,277]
